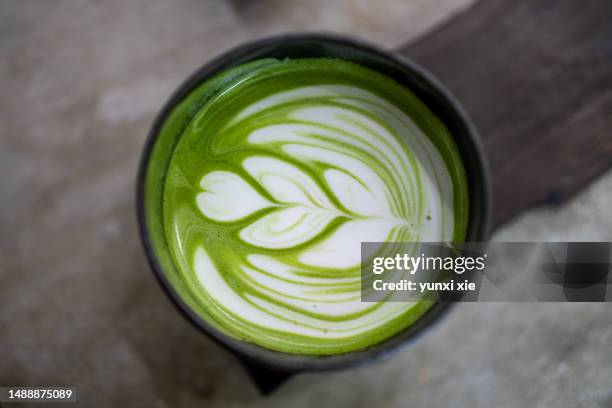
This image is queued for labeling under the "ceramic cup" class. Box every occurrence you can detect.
[136,33,491,393]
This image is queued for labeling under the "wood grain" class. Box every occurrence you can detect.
[400,0,612,228]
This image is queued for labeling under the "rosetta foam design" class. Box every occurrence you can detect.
[161,58,469,355]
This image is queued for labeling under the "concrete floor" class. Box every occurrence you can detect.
[1,1,611,407]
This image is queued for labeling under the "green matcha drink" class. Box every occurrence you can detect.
[158,58,468,355]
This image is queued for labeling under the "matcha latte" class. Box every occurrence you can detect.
[159,58,468,355]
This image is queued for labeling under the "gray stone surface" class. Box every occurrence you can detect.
[1,1,611,407]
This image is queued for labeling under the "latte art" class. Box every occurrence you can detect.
[162,58,468,354]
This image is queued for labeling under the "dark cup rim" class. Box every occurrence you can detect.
[136,32,492,372]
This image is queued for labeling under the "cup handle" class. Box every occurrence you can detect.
[240,359,295,394]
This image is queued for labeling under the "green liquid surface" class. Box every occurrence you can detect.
[158,58,468,355]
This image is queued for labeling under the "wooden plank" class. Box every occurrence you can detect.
[399,0,612,228]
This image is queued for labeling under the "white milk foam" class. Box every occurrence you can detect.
[191,84,455,338]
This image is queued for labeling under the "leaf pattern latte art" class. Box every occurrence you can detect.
[162,58,468,354]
